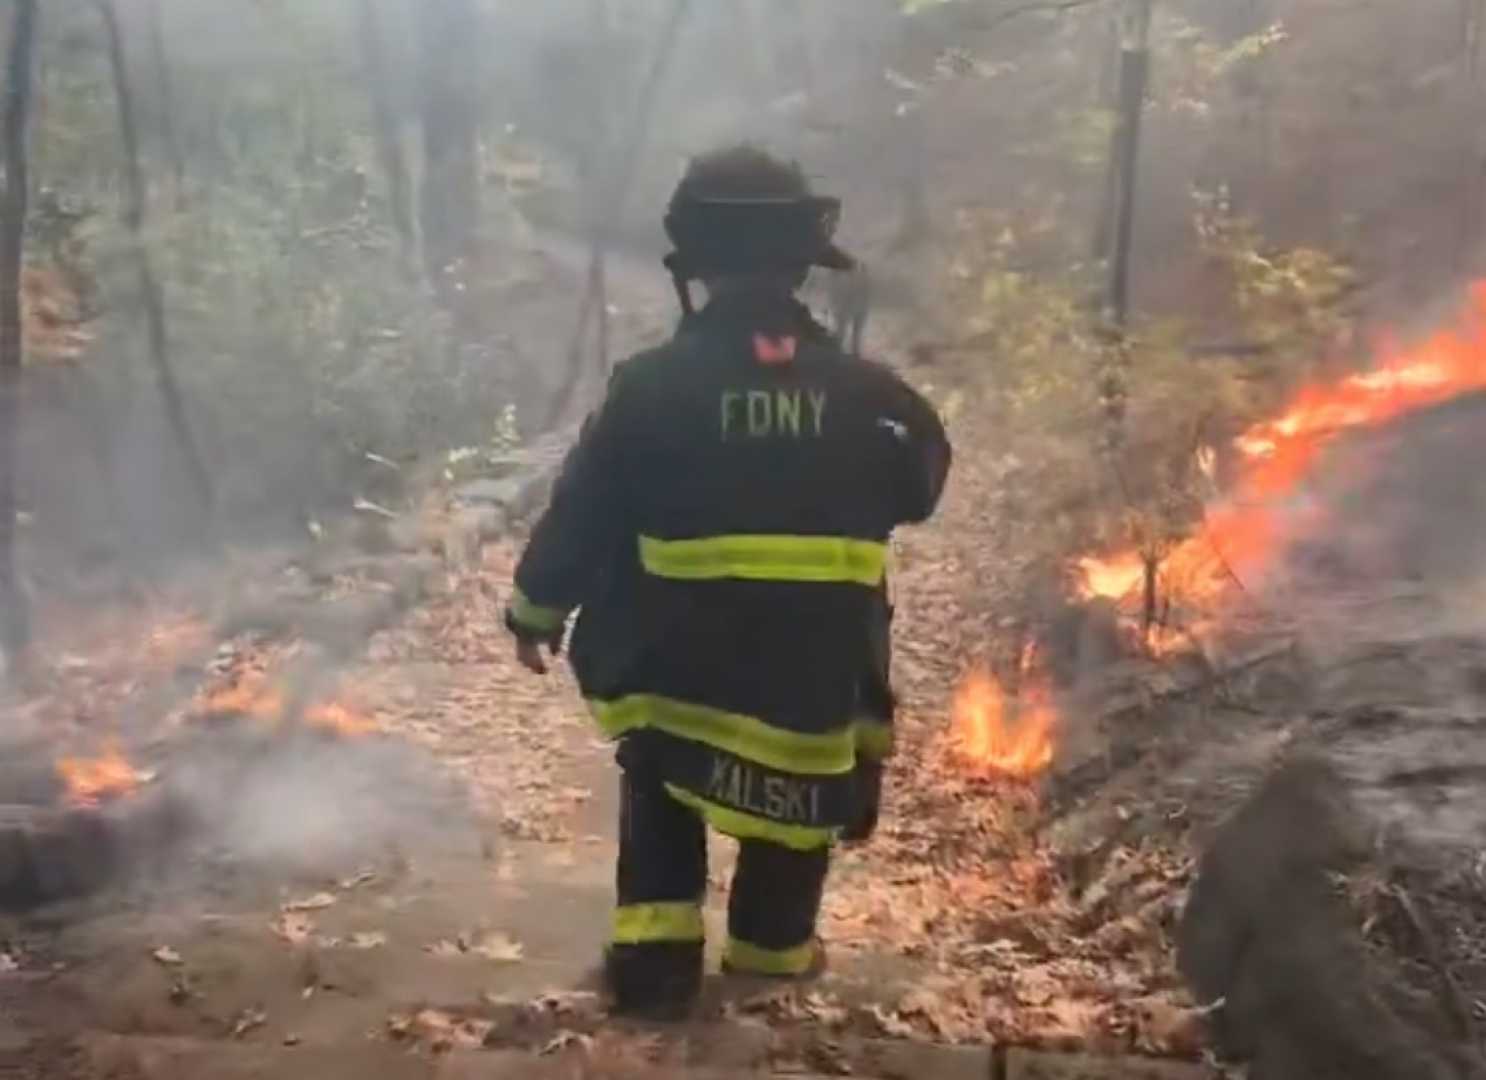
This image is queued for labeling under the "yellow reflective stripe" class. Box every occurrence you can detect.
[724,937,817,976]
[611,902,704,945]
[854,719,895,760]
[665,784,836,852]
[589,695,855,776]
[509,587,568,635]
[639,534,887,585]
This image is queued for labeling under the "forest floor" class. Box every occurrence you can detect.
[0,397,1235,1080]
[5,235,1486,1079]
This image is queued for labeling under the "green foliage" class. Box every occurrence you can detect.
[1153,14,1289,119]
[1194,187,1355,378]
[941,197,1352,601]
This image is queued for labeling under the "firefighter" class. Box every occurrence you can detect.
[505,145,951,1018]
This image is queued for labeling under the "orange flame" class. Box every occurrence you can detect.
[304,701,378,737]
[1079,285,1486,617]
[200,676,285,722]
[56,744,144,807]
[952,668,1055,779]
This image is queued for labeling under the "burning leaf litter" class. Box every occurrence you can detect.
[56,744,149,807]
[952,664,1055,779]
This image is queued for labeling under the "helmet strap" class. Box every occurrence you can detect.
[664,253,695,316]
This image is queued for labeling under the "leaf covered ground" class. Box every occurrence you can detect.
[0,407,1218,1076]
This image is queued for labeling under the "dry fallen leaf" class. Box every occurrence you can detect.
[348,931,388,950]
[529,989,602,1018]
[426,938,464,958]
[282,892,337,912]
[339,869,378,890]
[1132,995,1209,1057]
[540,1030,594,1056]
[470,932,524,963]
[231,1007,268,1039]
[802,991,849,1028]
[0,953,18,974]
[151,946,184,966]
[393,1008,492,1052]
[272,911,314,945]
[867,1004,916,1038]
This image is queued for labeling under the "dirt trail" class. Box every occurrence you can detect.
[0,241,1236,1077]
[0,410,1229,1079]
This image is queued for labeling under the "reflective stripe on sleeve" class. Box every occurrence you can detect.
[509,587,569,635]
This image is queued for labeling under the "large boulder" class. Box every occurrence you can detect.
[1178,756,1477,1080]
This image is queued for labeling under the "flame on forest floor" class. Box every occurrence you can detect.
[200,676,286,723]
[952,666,1056,780]
[57,744,145,807]
[197,672,375,738]
[304,700,378,737]
[1079,284,1486,627]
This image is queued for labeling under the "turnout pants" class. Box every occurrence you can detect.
[608,766,830,1008]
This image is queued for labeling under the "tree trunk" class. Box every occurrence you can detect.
[585,0,611,377]
[1104,0,1153,328]
[543,0,692,431]
[1096,0,1154,613]
[144,0,185,209]
[1091,9,1122,261]
[98,0,213,525]
[0,0,38,666]
[1465,0,1485,78]
[1456,0,1486,276]
[738,0,774,102]
[417,0,482,296]
[357,0,415,269]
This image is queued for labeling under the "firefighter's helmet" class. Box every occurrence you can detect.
[663,146,854,283]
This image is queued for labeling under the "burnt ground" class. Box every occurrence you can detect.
[8,323,1486,1075]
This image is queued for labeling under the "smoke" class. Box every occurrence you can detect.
[159,721,485,882]
[1272,391,1486,659]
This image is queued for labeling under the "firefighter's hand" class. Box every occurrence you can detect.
[515,635,561,676]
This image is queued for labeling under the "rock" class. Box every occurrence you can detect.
[858,1037,991,1080]
[435,1049,576,1079]
[1005,1049,1207,1079]
[1177,756,1472,1080]
[83,1034,441,1080]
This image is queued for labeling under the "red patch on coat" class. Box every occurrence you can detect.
[752,334,797,366]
